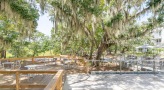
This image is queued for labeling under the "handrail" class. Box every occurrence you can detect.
[0,55,60,61]
[0,55,86,66]
[0,55,83,61]
[44,70,64,90]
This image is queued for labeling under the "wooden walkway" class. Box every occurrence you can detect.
[0,55,86,90]
[0,62,63,90]
[0,73,55,90]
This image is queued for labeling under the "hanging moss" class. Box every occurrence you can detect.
[9,0,39,21]
[106,13,123,27]
[147,0,162,7]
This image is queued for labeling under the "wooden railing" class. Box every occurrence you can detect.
[0,54,88,72]
[44,70,64,90]
[0,55,87,67]
[0,70,64,90]
[0,55,60,64]
[0,55,60,60]
[0,55,81,61]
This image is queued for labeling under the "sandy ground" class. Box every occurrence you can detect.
[64,74,164,90]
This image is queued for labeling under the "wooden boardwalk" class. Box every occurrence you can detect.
[0,62,63,90]
[0,74,54,90]
[0,55,86,90]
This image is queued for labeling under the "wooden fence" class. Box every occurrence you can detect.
[0,70,64,90]
[0,55,87,68]
[0,55,60,62]
[0,55,83,61]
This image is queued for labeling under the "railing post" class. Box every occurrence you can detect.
[86,62,89,74]
[16,71,20,90]
[32,57,34,64]
[56,71,63,90]
[60,55,61,61]
[120,60,122,75]
[137,61,138,74]
[153,61,155,75]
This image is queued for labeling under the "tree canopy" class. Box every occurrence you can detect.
[0,0,39,58]
[48,0,164,59]
[0,0,163,59]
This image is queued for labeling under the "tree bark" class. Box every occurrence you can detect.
[114,45,117,54]
[121,48,125,54]
[96,41,115,59]
[121,46,129,53]
[96,42,108,60]
[1,50,6,58]
[89,41,94,60]
[95,31,114,60]
[95,42,115,66]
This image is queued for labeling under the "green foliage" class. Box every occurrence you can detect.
[157,4,164,23]
[79,0,103,16]
[0,30,18,42]
[10,0,39,21]
[9,41,30,57]
[106,13,123,27]
[147,0,162,7]
[0,16,19,48]
[51,1,72,16]
[28,31,51,56]
[0,0,163,59]
[94,26,104,44]
[51,0,103,17]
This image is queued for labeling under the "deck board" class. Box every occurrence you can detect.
[0,74,55,90]
[0,60,79,90]
[0,63,60,90]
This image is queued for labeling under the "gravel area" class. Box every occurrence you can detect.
[64,74,164,90]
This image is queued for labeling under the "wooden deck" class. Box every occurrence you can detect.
[0,55,87,90]
[0,70,63,90]
[0,74,54,90]
[0,61,63,90]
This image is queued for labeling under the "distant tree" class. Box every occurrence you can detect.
[0,0,39,58]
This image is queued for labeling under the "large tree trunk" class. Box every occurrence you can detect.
[96,42,114,60]
[89,41,94,60]
[121,47,127,53]
[95,32,112,60]
[95,42,114,66]
[96,42,109,60]
[121,47,126,53]
[114,45,117,54]
[33,51,36,57]
[1,50,6,58]
[95,31,115,66]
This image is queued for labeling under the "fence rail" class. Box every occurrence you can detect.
[0,55,85,62]
[91,71,159,74]
[85,59,164,74]
[0,55,60,63]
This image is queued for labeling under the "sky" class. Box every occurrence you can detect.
[36,13,53,36]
